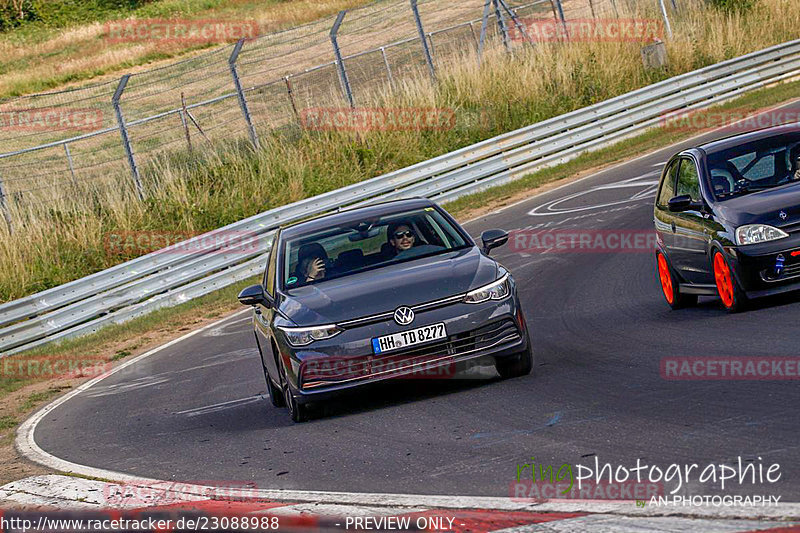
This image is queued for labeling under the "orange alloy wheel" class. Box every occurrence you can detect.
[713,252,735,308]
[657,253,674,304]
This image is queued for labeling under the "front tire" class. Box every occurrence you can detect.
[496,342,534,379]
[265,362,284,407]
[280,361,309,423]
[712,250,747,313]
[656,251,698,309]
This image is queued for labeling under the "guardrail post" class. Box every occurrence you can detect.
[410,0,437,82]
[657,0,673,39]
[0,174,12,235]
[330,11,356,109]
[478,0,491,64]
[112,74,144,201]
[380,46,395,86]
[229,39,260,150]
[63,142,77,187]
[494,0,511,53]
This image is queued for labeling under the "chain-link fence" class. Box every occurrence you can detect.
[0,0,665,230]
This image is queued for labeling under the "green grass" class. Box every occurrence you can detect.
[0,414,16,430]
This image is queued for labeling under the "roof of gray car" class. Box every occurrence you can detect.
[279,198,437,239]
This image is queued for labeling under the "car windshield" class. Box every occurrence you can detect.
[281,207,469,289]
[707,132,800,200]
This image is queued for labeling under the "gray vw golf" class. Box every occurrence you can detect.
[238,198,533,422]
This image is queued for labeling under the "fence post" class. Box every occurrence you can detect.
[63,142,77,187]
[497,0,534,47]
[588,0,596,18]
[380,46,395,86]
[284,76,301,125]
[112,74,144,201]
[552,0,568,40]
[478,0,492,64]
[410,0,436,82]
[657,0,673,39]
[229,39,260,150]
[493,0,511,52]
[330,11,356,108]
[0,174,12,235]
[180,93,193,153]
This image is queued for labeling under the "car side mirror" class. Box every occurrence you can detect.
[238,284,272,308]
[480,229,509,255]
[667,195,693,212]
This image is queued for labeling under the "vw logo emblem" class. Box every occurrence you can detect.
[780,211,788,221]
[393,306,415,326]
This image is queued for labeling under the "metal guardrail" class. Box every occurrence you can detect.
[2,39,800,355]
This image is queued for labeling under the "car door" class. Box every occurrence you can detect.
[255,232,279,379]
[670,156,714,284]
[655,157,680,259]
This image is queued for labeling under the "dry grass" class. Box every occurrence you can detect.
[0,0,371,98]
[1,0,799,302]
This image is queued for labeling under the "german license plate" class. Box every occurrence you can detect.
[372,323,447,354]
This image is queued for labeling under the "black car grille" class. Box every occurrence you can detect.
[300,319,520,388]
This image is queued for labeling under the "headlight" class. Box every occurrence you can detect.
[463,273,510,304]
[735,224,789,246]
[278,325,342,347]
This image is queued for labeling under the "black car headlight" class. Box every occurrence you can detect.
[463,273,510,304]
[735,224,789,246]
[278,325,342,347]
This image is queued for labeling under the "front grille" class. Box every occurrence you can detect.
[300,319,520,388]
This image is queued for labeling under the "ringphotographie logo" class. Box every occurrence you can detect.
[510,18,664,42]
[510,229,658,253]
[105,19,259,44]
[0,108,103,132]
[104,230,261,256]
[661,356,800,380]
[299,107,456,132]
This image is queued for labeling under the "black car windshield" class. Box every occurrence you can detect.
[707,132,800,200]
[281,207,469,289]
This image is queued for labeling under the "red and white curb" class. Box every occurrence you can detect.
[1,475,799,532]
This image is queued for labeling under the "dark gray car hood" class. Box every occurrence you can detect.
[714,182,800,227]
[279,247,498,326]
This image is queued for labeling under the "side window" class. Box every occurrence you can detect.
[676,158,701,201]
[657,160,679,207]
[264,233,278,296]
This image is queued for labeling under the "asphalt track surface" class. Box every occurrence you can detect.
[34,107,800,501]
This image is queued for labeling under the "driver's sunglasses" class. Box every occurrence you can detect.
[393,230,414,239]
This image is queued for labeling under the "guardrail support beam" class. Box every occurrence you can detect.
[331,11,356,109]
[112,74,145,201]
[229,39,261,150]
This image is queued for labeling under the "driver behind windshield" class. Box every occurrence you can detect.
[387,220,445,259]
[293,243,328,285]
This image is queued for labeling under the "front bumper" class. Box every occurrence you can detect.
[280,293,529,404]
[728,238,800,298]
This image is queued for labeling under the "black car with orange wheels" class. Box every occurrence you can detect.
[654,124,800,312]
